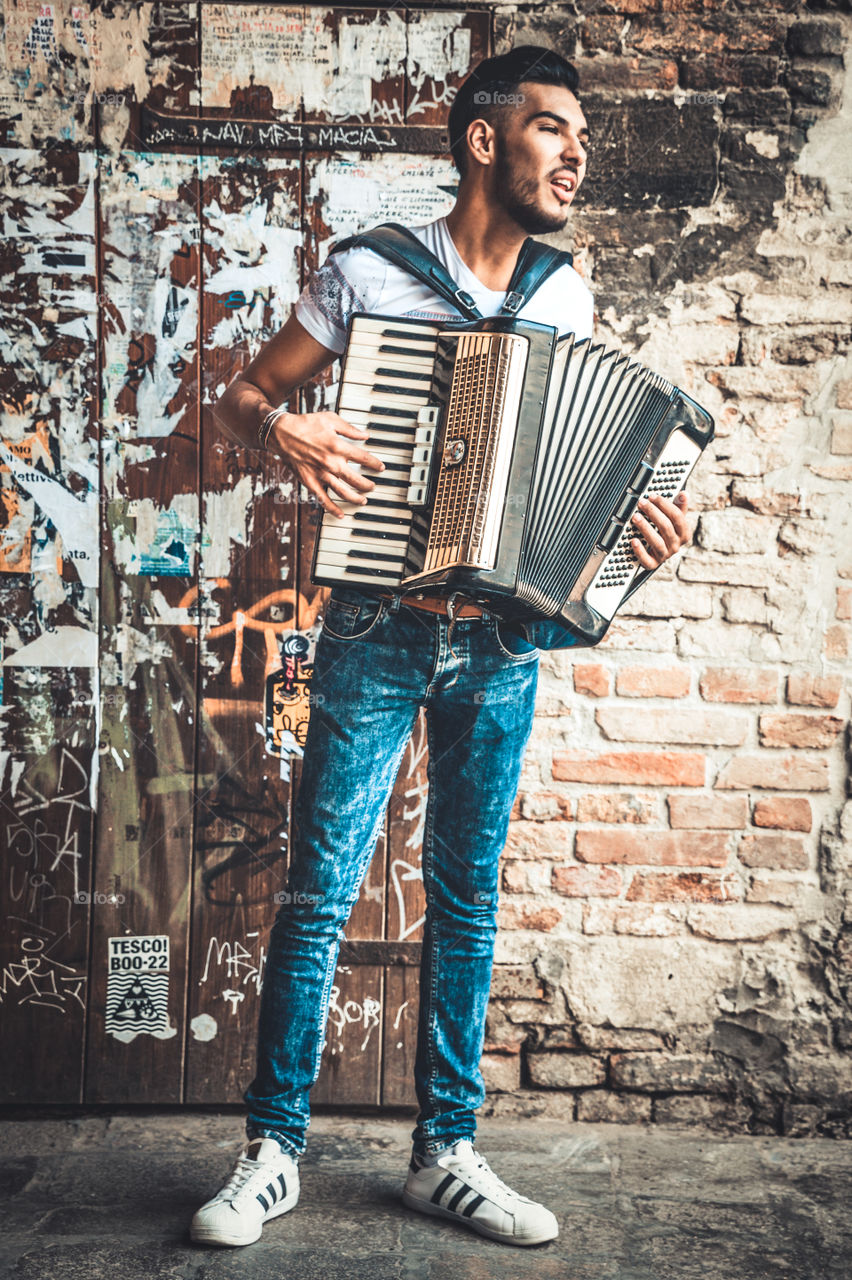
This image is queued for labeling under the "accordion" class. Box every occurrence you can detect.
[310,313,714,645]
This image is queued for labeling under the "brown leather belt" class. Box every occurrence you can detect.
[378,590,485,619]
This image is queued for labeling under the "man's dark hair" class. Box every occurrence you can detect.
[448,45,581,177]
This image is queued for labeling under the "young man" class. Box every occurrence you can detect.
[191,46,690,1250]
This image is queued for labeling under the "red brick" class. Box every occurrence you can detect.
[837,378,852,410]
[739,834,809,870]
[824,625,848,660]
[786,673,843,708]
[758,713,844,749]
[552,751,705,786]
[575,830,729,867]
[616,665,691,698]
[596,706,747,746]
[573,663,611,697]
[552,865,623,897]
[626,872,728,902]
[668,794,748,829]
[752,796,812,832]
[700,667,778,703]
[576,793,658,824]
[497,903,562,931]
[715,753,830,791]
[510,796,521,820]
[838,586,852,620]
[570,665,611,696]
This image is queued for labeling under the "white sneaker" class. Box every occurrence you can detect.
[190,1137,300,1246]
[402,1138,558,1246]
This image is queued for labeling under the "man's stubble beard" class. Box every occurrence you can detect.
[493,141,571,236]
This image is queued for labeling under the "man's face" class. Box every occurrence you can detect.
[491,82,589,235]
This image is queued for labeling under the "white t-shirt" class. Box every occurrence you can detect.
[294,215,594,354]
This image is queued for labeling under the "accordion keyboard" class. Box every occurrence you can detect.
[313,316,440,586]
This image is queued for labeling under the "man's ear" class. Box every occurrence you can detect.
[465,118,497,169]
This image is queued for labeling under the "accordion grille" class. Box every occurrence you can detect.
[425,332,528,572]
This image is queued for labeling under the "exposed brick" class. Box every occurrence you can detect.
[739,834,809,871]
[837,378,852,410]
[655,1095,753,1128]
[838,586,852,620]
[831,417,852,455]
[746,876,807,907]
[502,860,552,894]
[481,1052,521,1093]
[687,904,796,940]
[527,1053,606,1089]
[576,830,729,867]
[752,796,813,832]
[582,902,683,936]
[758,713,844,749]
[497,904,562,932]
[596,706,748,747]
[577,1090,653,1123]
[824,624,849,660]
[715,753,830,791]
[504,822,573,860]
[668,794,748,830]
[626,872,728,902]
[696,510,777,555]
[576,1025,667,1052]
[489,966,545,1001]
[786,673,843,708]
[610,1052,731,1093]
[787,19,845,58]
[616,665,691,698]
[573,663,611,697]
[576,793,659,825]
[700,666,778,703]
[519,791,573,822]
[552,865,623,897]
[552,751,705,787]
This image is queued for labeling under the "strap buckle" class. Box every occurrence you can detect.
[501,290,525,315]
[453,288,478,314]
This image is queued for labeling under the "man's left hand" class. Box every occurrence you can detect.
[630,492,691,570]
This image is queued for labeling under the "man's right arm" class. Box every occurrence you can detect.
[211,311,385,518]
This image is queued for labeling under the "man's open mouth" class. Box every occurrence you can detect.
[549,174,576,203]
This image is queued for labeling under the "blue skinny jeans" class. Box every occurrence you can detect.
[243,586,539,1158]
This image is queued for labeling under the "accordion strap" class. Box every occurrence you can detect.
[327,221,573,322]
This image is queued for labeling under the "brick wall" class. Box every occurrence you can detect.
[484,2,852,1136]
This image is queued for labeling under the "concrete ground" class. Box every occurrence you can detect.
[0,1111,850,1279]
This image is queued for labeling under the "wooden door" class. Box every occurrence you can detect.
[0,2,489,1107]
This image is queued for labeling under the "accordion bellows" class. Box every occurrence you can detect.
[310,314,714,645]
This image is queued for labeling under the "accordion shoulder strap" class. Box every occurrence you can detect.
[327,221,574,322]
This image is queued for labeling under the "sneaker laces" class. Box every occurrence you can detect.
[459,1145,529,1206]
[221,1150,273,1202]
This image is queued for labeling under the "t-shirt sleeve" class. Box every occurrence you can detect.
[294,247,389,354]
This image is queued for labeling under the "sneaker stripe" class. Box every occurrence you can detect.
[431,1172,459,1205]
[462,1192,485,1217]
[256,1192,270,1211]
[278,1172,288,1198]
[265,1180,279,1204]
[447,1183,470,1213]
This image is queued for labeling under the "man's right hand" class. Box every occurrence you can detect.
[271,410,385,518]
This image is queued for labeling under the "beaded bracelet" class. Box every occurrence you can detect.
[258,406,287,449]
